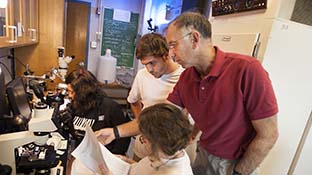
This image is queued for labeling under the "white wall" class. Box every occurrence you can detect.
[277,0,297,19]
[210,0,297,62]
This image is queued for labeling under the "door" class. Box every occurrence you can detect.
[65,0,90,73]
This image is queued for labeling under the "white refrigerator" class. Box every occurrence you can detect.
[262,18,312,175]
[213,18,312,174]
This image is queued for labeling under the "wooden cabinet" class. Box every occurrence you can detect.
[0,1,10,46]
[23,0,38,43]
[8,0,22,44]
[0,0,38,48]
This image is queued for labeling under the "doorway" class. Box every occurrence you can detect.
[65,0,90,73]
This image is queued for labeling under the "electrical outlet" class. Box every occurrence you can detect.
[96,7,101,15]
[96,32,102,41]
[90,41,97,48]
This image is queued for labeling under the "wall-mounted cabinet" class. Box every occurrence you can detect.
[0,0,10,46]
[23,0,38,43]
[0,0,38,48]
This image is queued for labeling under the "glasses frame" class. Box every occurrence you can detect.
[168,32,192,49]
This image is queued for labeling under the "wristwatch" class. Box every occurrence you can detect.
[232,170,242,175]
[113,126,120,139]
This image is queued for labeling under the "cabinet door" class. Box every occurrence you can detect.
[0,0,11,47]
[11,0,23,43]
[0,0,38,48]
[24,0,38,42]
[3,0,22,44]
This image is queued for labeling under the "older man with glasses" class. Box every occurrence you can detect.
[165,12,279,175]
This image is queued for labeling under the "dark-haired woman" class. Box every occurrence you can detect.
[65,69,130,155]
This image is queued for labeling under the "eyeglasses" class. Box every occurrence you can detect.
[168,32,192,49]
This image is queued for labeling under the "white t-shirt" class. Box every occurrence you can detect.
[127,66,184,158]
[71,150,193,175]
[127,66,184,108]
[129,150,193,175]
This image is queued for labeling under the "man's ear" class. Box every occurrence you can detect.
[191,31,200,49]
[191,31,200,43]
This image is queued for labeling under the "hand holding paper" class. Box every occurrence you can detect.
[71,126,130,175]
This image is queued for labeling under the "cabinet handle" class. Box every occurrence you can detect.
[28,28,37,41]
[3,25,17,43]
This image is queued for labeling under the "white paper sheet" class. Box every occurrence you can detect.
[72,126,106,174]
[72,126,130,175]
[113,9,131,22]
[100,143,130,175]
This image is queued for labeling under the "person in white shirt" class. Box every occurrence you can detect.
[95,33,185,160]
[128,103,193,175]
[72,103,194,175]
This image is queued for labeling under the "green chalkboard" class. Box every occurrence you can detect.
[101,8,139,68]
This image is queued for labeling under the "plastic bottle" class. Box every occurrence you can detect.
[96,49,117,84]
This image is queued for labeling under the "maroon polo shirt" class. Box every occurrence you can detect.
[167,47,278,160]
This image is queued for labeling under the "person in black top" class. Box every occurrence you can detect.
[65,68,130,155]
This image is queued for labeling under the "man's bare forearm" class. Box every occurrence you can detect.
[115,101,142,139]
[235,116,278,175]
[117,119,140,138]
[235,133,277,174]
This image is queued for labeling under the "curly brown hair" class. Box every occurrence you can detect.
[65,69,106,115]
[135,33,169,60]
[138,103,192,159]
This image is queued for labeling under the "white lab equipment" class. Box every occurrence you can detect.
[0,111,57,175]
[57,47,74,82]
[96,49,117,84]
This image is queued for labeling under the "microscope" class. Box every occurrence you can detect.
[0,75,68,175]
[0,47,74,174]
[24,47,74,84]
[0,113,58,175]
[57,47,75,82]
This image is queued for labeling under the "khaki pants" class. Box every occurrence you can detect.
[192,145,258,175]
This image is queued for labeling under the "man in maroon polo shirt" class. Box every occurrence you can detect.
[165,12,278,175]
